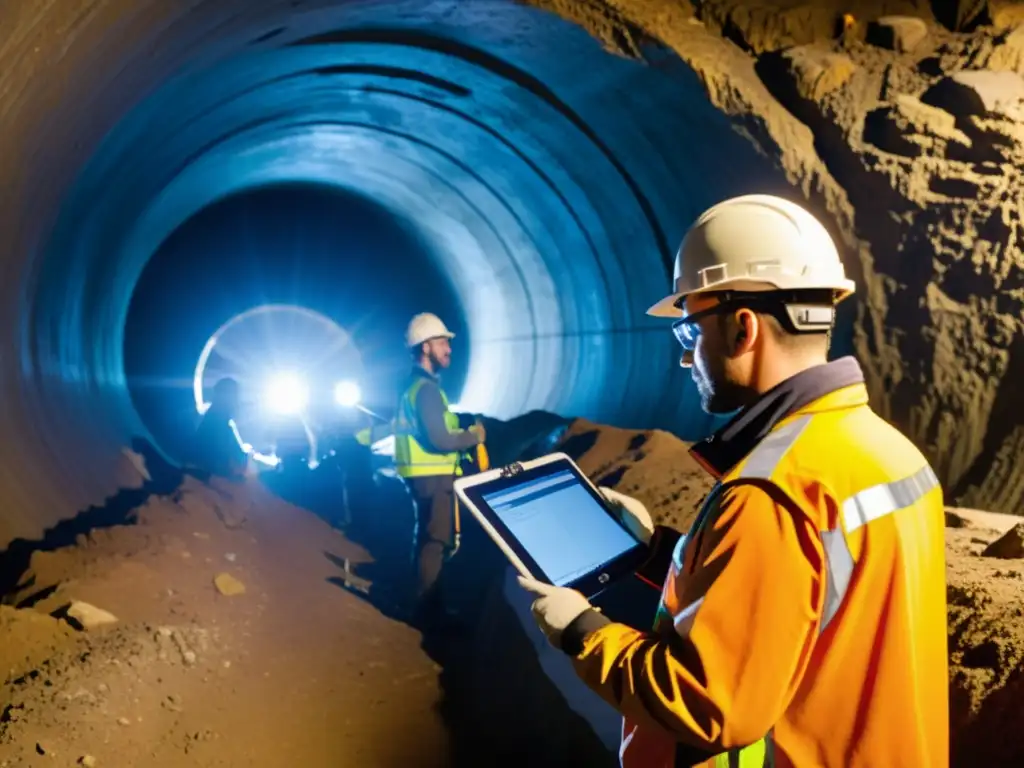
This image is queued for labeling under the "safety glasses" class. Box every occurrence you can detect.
[672,291,836,358]
[671,317,701,351]
[670,303,737,351]
[671,293,789,351]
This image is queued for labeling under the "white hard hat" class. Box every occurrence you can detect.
[406,313,455,348]
[647,194,856,318]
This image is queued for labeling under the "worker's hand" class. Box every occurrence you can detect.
[599,486,655,545]
[518,576,594,649]
[469,420,486,444]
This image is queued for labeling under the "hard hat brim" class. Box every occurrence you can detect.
[645,280,773,318]
[646,293,684,318]
[646,278,857,319]
[408,330,455,348]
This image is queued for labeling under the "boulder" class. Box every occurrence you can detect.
[893,93,967,138]
[982,523,1024,559]
[781,45,857,102]
[863,94,972,157]
[922,69,1024,121]
[867,16,930,53]
[64,601,117,631]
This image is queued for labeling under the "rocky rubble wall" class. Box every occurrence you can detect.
[527,0,1024,515]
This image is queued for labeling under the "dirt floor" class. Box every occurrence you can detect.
[2,416,1023,766]
[0,475,447,768]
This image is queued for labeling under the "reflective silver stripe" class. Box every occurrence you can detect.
[739,415,812,479]
[842,464,940,533]
[820,528,854,631]
[820,463,940,632]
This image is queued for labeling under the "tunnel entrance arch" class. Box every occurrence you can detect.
[122,180,468,465]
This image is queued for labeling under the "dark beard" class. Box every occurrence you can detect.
[693,365,745,415]
[428,351,447,372]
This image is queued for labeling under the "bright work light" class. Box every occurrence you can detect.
[264,373,309,415]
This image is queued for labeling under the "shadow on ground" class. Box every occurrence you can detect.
[0,437,183,604]
[301,465,614,768]
[425,524,616,767]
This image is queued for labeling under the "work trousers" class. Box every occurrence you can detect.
[408,474,455,599]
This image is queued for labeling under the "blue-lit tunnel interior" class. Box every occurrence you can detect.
[3,0,803,545]
[124,183,469,463]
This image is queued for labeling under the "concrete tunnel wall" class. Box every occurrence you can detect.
[0,0,797,545]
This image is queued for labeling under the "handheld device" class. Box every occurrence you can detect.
[453,452,650,599]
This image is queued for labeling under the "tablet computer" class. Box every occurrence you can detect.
[454,452,649,599]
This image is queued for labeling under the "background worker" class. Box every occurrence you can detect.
[394,312,485,628]
[520,195,949,767]
[190,376,248,480]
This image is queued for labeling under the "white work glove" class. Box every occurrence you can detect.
[518,576,594,649]
[599,486,655,545]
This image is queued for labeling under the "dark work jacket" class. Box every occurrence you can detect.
[407,366,479,454]
[191,409,246,478]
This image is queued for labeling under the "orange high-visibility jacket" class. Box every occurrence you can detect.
[570,379,948,767]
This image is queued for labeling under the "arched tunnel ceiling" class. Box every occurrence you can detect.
[2,0,1023,544]
[0,0,790,545]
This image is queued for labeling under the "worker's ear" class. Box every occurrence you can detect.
[729,309,758,355]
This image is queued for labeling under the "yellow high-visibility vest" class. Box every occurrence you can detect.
[393,378,462,478]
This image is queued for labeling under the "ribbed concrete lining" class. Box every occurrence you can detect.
[0,0,785,546]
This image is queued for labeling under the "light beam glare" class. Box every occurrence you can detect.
[194,304,364,468]
[334,380,361,408]
[209,338,260,377]
[264,373,308,415]
[305,332,354,375]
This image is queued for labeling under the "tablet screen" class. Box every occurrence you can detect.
[481,468,640,587]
